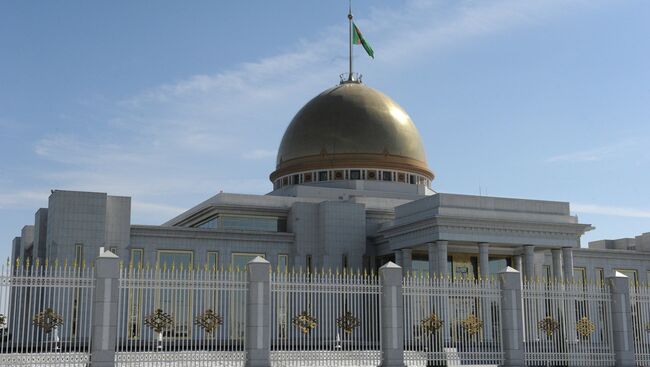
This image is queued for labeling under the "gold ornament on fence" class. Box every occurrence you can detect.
[538,316,560,337]
[144,309,174,334]
[576,317,596,338]
[336,311,360,334]
[292,311,317,334]
[644,322,650,334]
[0,314,5,328]
[420,313,444,334]
[460,314,483,336]
[33,308,64,333]
[194,309,223,334]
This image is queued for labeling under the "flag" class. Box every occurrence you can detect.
[352,23,374,59]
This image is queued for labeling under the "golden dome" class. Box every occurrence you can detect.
[270,82,433,183]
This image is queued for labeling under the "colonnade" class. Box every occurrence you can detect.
[394,241,577,281]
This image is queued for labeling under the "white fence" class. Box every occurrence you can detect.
[403,274,503,366]
[0,261,94,366]
[115,264,247,367]
[631,284,650,366]
[523,280,615,366]
[270,270,381,367]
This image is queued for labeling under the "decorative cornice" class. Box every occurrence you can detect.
[270,152,434,182]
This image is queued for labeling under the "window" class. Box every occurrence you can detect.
[542,265,552,282]
[318,171,328,181]
[342,254,348,270]
[596,268,604,285]
[292,174,300,184]
[128,249,144,338]
[207,251,219,270]
[382,171,392,181]
[306,255,313,274]
[197,215,286,232]
[72,244,83,336]
[231,252,265,271]
[574,267,587,284]
[157,250,194,338]
[350,170,361,180]
[409,175,415,184]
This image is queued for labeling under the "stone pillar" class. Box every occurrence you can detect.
[427,242,437,276]
[394,251,404,267]
[523,245,535,281]
[499,267,525,367]
[401,248,413,272]
[436,240,448,277]
[379,262,405,367]
[608,271,636,366]
[478,242,490,279]
[90,249,120,367]
[513,255,523,272]
[245,257,271,367]
[551,248,563,281]
[562,247,574,280]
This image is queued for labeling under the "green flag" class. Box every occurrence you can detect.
[352,22,374,59]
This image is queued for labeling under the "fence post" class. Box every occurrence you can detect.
[608,271,635,366]
[90,249,120,367]
[245,256,271,367]
[499,266,525,367]
[379,261,405,367]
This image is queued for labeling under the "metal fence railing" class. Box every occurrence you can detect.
[114,264,247,367]
[631,283,650,366]
[0,260,94,366]
[270,269,381,367]
[523,279,614,367]
[403,273,503,366]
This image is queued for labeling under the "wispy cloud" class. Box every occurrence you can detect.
[573,203,650,218]
[546,138,641,163]
[17,0,606,222]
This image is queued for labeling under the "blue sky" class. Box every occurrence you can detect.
[1,0,649,261]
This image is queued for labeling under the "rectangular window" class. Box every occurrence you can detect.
[350,170,361,180]
[318,171,328,181]
[574,267,587,284]
[382,171,392,181]
[128,249,144,339]
[207,251,219,270]
[306,255,313,274]
[596,268,604,285]
[157,250,194,338]
[342,254,348,270]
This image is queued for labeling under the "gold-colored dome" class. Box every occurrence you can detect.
[270,82,433,182]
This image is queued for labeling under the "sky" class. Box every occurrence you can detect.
[1,0,649,262]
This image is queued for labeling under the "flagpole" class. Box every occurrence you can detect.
[348,0,353,81]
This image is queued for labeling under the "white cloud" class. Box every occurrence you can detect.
[573,203,650,218]
[22,0,607,218]
[546,138,641,163]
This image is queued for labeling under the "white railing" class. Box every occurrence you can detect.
[0,260,94,366]
[270,269,381,367]
[115,264,247,367]
[631,284,650,366]
[523,279,614,366]
[403,273,503,366]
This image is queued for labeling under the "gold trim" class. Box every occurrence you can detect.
[270,152,434,182]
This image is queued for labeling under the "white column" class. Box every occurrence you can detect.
[401,248,412,272]
[562,247,574,280]
[90,250,120,367]
[245,257,271,367]
[551,248,563,281]
[608,272,636,366]
[379,262,406,367]
[478,242,490,279]
[436,240,448,277]
[499,267,525,367]
[523,245,535,281]
[427,242,437,276]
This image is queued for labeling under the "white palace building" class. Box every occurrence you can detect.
[10,74,650,285]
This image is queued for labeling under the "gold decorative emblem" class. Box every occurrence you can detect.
[194,309,223,334]
[144,309,174,334]
[538,316,560,337]
[420,313,444,334]
[336,311,360,334]
[0,314,5,328]
[460,314,483,336]
[292,311,317,334]
[576,316,596,338]
[33,308,63,333]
